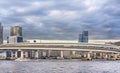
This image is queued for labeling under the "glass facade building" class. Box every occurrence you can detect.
[0,23,3,44]
[79,31,88,43]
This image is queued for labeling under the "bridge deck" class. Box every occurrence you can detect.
[0,43,119,53]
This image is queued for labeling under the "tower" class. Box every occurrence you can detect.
[79,31,88,43]
[10,26,22,36]
[0,23,3,44]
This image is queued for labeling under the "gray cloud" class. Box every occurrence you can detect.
[0,0,120,40]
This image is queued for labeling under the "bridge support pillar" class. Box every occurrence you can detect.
[60,51,64,58]
[100,52,106,59]
[88,52,92,60]
[35,50,39,59]
[72,51,76,55]
[15,51,18,58]
[3,51,6,59]
[86,51,92,60]
[104,54,108,59]
[42,51,47,58]
[25,51,28,58]
[20,50,24,59]
[11,51,13,57]
[87,53,91,59]
[114,54,118,60]
[83,52,92,60]
[93,52,97,59]
[47,50,51,57]
[107,54,111,60]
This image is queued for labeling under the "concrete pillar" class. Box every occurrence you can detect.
[107,54,111,59]
[20,50,24,59]
[72,51,76,55]
[3,51,6,59]
[35,50,39,59]
[87,53,91,58]
[25,51,28,58]
[83,53,87,58]
[10,51,13,58]
[42,51,47,57]
[60,51,64,58]
[86,52,92,60]
[118,54,120,59]
[114,54,118,59]
[15,51,18,58]
[48,50,51,57]
[31,50,35,58]
[93,52,97,59]
[99,52,105,59]
[38,50,42,59]
[104,54,108,59]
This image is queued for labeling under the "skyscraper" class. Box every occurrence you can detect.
[8,26,23,44]
[10,26,22,36]
[0,23,3,44]
[79,31,88,43]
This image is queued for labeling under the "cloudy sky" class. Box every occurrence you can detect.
[0,0,120,40]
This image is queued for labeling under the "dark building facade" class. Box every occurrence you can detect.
[79,31,88,43]
[0,23,3,44]
[10,26,22,36]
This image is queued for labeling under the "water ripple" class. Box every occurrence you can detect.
[0,60,120,73]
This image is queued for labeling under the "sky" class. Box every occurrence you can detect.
[0,0,120,40]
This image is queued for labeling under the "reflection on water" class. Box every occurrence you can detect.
[0,60,120,73]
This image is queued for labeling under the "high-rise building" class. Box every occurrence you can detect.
[79,31,88,43]
[10,26,22,36]
[0,23,3,44]
[8,26,23,44]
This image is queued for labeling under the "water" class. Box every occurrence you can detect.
[0,60,120,73]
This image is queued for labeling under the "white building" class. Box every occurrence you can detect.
[8,36,23,44]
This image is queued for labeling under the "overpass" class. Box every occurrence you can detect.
[0,43,120,60]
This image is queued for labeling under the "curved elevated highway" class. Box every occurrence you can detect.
[0,43,120,53]
[0,43,120,60]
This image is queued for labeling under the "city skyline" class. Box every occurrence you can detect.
[0,0,120,40]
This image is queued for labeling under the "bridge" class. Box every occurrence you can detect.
[0,43,120,60]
